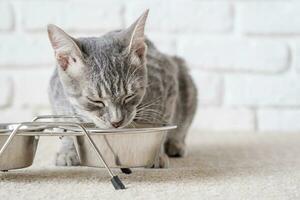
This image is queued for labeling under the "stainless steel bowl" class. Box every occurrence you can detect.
[0,124,39,171]
[74,125,176,168]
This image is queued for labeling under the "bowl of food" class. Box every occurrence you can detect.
[73,125,177,168]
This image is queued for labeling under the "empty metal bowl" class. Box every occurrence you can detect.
[74,125,176,168]
[0,121,176,170]
[0,124,39,171]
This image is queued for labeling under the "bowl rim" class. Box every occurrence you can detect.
[68,125,177,134]
[0,122,177,136]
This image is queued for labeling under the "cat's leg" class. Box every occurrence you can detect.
[165,127,188,157]
[150,139,169,168]
[165,102,197,157]
[55,136,80,166]
[150,153,169,168]
[158,153,169,168]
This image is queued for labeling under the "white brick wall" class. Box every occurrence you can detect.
[0,0,300,133]
[191,71,222,106]
[21,2,66,32]
[225,74,300,107]
[0,2,14,31]
[0,34,53,67]
[10,69,52,107]
[292,43,300,73]
[20,1,124,32]
[238,2,300,35]
[258,109,300,132]
[125,1,232,33]
[0,76,13,108]
[178,38,289,72]
[191,107,255,132]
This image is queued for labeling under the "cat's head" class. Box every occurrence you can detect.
[47,10,149,128]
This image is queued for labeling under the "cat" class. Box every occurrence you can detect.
[47,10,197,168]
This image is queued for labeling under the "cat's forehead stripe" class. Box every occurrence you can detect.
[99,84,108,98]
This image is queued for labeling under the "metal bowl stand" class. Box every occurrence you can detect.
[0,115,127,190]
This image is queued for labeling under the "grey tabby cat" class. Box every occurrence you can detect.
[47,10,197,168]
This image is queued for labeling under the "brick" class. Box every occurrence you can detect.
[146,33,177,55]
[225,74,300,106]
[0,108,34,123]
[0,75,13,108]
[3,69,53,108]
[0,34,54,67]
[64,1,123,32]
[190,70,222,105]
[21,2,65,31]
[0,2,14,31]
[292,44,300,73]
[191,107,255,131]
[178,38,289,73]
[258,109,300,132]
[125,0,232,33]
[238,2,300,35]
[21,1,123,32]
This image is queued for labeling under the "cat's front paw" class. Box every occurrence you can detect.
[55,148,80,166]
[150,153,169,168]
[165,140,186,157]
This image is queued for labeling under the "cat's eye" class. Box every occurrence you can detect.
[87,97,105,107]
[123,94,135,104]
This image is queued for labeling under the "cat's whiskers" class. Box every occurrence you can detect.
[133,117,166,125]
[137,108,163,116]
[137,97,162,110]
[137,103,162,112]
[136,111,166,119]
[131,121,137,128]
[135,107,168,124]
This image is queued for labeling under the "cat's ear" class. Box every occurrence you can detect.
[47,24,83,74]
[124,9,149,59]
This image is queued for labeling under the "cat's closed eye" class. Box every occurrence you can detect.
[123,94,135,104]
[87,97,105,107]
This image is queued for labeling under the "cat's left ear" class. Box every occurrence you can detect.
[124,9,149,59]
[47,24,84,76]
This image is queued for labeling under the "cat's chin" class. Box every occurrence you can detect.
[94,123,126,129]
[84,113,135,129]
[92,119,127,129]
[87,118,111,129]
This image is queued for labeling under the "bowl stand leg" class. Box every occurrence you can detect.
[79,125,126,190]
[120,168,132,174]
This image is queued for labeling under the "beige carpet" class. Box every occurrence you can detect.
[1,131,300,200]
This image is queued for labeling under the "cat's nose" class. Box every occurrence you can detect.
[111,119,124,128]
